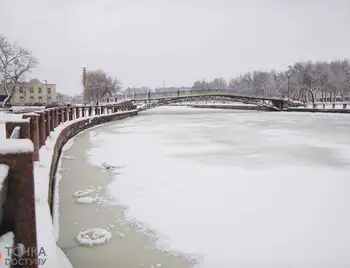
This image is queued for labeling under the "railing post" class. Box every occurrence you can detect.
[44,110,51,138]
[59,107,64,123]
[62,107,66,122]
[54,109,59,127]
[69,107,73,121]
[22,114,40,161]
[65,107,69,121]
[76,107,80,119]
[36,112,46,147]
[50,108,56,130]
[0,142,38,268]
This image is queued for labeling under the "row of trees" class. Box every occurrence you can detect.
[83,69,122,102]
[0,35,38,107]
[193,60,350,102]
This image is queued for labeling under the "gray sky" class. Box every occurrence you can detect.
[1,0,349,95]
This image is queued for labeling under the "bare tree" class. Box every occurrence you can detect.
[193,59,350,103]
[193,80,209,90]
[85,70,121,102]
[0,35,38,107]
[210,78,228,90]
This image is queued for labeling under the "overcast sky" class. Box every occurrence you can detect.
[1,0,349,95]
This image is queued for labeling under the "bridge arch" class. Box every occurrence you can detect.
[134,93,285,112]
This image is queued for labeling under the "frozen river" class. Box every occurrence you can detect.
[59,106,350,268]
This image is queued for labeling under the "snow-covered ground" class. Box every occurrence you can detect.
[9,106,46,114]
[86,106,350,268]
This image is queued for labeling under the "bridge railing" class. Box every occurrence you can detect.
[132,89,279,100]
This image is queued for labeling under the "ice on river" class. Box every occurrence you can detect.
[87,106,350,268]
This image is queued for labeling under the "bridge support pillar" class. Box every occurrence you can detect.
[271,100,284,110]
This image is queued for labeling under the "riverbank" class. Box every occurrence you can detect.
[286,107,350,113]
[57,122,194,268]
[168,103,350,113]
[190,104,269,111]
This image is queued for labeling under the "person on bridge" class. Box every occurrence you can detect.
[177,89,180,97]
[148,91,151,99]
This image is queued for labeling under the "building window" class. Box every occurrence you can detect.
[19,87,23,93]
[29,87,34,94]
[20,96,24,99]
[38,88,42,94]
[47,88,51,94]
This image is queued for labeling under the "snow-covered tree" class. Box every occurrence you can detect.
[0,35,38,107]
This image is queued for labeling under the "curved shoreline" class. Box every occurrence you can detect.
[57,123,194,268]
[168,103,350,113]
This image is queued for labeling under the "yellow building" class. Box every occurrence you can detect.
[12,79,57,105]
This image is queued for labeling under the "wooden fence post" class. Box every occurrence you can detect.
[22,114,40,161]
[35,112,46,147]
[0,142,38,268]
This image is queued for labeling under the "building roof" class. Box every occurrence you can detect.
[29,79,41,87]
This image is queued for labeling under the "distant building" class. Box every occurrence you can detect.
[10,79,57,105]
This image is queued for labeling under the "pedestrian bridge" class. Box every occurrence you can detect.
[131,90,288,111]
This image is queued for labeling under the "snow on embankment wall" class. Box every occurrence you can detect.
[0,103,137,268]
